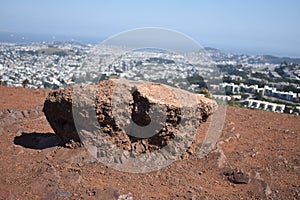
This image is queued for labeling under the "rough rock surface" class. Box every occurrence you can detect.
[223,168,250,184]
[43,87,78,147]
[43,79,215,155]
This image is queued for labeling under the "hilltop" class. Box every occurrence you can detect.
[0,85,299,199]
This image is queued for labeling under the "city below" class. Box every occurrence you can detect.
[0,41,299,115]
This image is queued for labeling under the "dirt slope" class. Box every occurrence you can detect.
[0,86,299,199]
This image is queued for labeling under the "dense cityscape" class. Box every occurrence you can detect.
[0,41,299,115]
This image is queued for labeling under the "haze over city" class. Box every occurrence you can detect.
[1,0,300,57]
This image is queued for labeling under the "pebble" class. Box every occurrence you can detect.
[118,192,133,200]
[22,110,30,118]
[57,191,72,197]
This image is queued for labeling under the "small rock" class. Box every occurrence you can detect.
[86,189,96,196]
[118,192,133,200]
[11,111,24,120]
[223,168,249,184]
[218,140,224,145]
[198,171,204,175]
[56,191,72,197]
[7,109,13,113]
[265,185,272,196]
[28,109,39,117]
[22,110,30,118]
[16,130,23,136]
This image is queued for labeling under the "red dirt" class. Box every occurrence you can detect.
[0,86,49,110]
[0,85,299,199]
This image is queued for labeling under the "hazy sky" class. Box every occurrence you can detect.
[1,0,300,57]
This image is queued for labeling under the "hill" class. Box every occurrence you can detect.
[0,85,299,199]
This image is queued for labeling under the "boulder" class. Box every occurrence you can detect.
[43,79,216,155]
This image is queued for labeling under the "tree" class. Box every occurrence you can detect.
[199,87,212,99]
[228,96,236,106]
[187,74,207,89]
[22,79,29,88]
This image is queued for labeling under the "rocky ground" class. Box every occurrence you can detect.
[0,85,299,200]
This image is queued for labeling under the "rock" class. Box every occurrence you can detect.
[22,110,30,118]
[43,79,215,156]
[215,147,227,168]
[11,110,24,120]
[223,168,249,184]
[35,105,44,113]
[118,192,133,200]
[56,191,72,198]
[7,109,14,113]
[43,87,79,147]
[28,109,39,117]
[0,110,24,125]
[254,171,272,197]
[235,133,241,139]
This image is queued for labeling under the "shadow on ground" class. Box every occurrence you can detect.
[14,132,62,149]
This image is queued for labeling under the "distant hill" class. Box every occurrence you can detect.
[261,55,300,64]
[204,47,300,64]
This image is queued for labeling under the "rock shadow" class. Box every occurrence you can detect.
[14,132,63,149]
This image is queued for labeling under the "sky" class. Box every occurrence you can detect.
[0,0,300,57]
